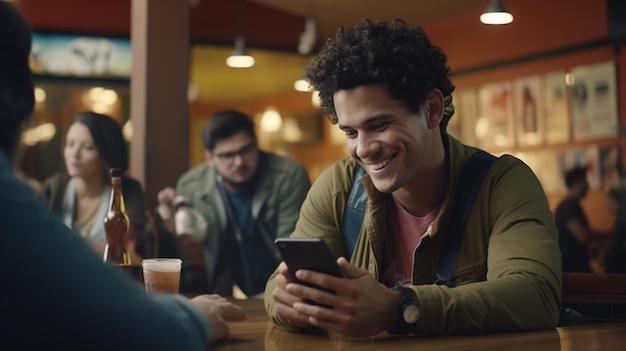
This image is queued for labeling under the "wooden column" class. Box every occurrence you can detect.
[130,0,189,210]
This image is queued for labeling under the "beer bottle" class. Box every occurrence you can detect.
[103,168,132,270]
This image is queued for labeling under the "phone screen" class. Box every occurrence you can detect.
[275,238,343,298]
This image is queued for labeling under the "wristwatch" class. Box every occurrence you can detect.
[387,287,420,335]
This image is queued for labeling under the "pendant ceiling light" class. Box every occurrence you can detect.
[480,0,514,25]
[226,36,255,68]
[226,0,254,68]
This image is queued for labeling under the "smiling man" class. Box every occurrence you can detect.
[157,110,311,298]
[264,19,561,337]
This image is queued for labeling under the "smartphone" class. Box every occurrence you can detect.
[274,238,343,293]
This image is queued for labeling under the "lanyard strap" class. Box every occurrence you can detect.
[217,175,243,243]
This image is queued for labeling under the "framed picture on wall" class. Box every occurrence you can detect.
[30,32,132,79]
[570,61,619,141]
[543,71,570,145]
[513,75,544,146]
[599,145,622,187]
[477,81,514,150]
[451,88,479,147]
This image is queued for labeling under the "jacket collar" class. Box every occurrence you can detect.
[360,133,474,238]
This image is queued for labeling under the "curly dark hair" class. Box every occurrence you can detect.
[305,19,455,132]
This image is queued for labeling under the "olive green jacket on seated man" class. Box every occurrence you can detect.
[264,135,562,336]
[177,151,311,295]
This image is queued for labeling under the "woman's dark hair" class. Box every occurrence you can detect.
[305,19,455,133]
[68,112,129,173]
[202,110,256,151]
[0,3,35,157]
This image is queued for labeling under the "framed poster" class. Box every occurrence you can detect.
[570,61,619,141]
[452,88,479,147]
[513,75,544,146]
[599,145,622,187]
[477,81,514,149]
[543,71,570,144]
[30,32,132,79]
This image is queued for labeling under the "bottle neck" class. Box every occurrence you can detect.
[104,175,131,266]
[109,176,126,213]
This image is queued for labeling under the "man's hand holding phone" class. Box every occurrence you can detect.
[275,238,343,295]
[271,238,400,337]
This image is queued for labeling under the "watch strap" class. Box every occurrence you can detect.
[387,287,420,335]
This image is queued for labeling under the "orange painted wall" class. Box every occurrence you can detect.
[16,0,305,50]
[187,0,624,232]
[420,0,623,232]
[17,0,625,232]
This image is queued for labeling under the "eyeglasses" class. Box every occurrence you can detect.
[214,142,257,162]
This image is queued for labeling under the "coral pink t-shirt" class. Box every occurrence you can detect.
[383,196,441,287]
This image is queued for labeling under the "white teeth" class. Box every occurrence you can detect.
[370,156,393,171]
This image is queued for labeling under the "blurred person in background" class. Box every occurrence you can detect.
[157,110,311,298]
[0,3,246,349]
[554,166,594,273]
[43,111,151,263]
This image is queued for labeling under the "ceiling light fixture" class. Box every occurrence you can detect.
[480,0,514,25]
[226,36,255,68]
[294,78,312,92]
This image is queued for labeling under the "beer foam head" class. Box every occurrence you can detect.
[142,258,182,273]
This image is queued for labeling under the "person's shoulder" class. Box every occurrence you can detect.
[261,152,310,178]
[313,157,358,190]
[555,196,579,213]
[43,171,68,185]
[177,163,211,187]
[263,152,305,169]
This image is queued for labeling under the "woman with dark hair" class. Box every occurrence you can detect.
[43,111,150,261]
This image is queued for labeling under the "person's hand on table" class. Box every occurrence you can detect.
[277,257,399,337]
[190,294,248,343]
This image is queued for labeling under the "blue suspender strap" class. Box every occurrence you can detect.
[341,150,496,280]
[342,166,367,260]
[434,150,497,287]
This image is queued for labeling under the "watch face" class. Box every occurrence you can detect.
[403,304,420,324]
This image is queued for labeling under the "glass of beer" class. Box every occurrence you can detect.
[142,258,183,294]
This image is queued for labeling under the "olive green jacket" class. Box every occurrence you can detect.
[176,152,311,294]
[264,135,561,336]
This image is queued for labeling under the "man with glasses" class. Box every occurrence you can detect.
[157,110,311,298]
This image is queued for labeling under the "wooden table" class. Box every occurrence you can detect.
[211,299,626,351]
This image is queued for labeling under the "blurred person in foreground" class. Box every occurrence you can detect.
[43,111,151,263]
[265,19,561,337]
[554,166,594,273]
[0,3,246,349]
[157,110,311,298]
